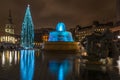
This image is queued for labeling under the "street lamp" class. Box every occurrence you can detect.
[118,31,120,39]
[118,35,120,39]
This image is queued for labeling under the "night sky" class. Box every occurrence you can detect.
[0,0,116,34]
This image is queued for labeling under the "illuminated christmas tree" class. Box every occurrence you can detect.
[21,5,34,49]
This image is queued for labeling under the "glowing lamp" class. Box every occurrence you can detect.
[118,35,120,39]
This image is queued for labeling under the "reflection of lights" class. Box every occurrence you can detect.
[117,56,120,74]
[15,51,17,64]
[9,51,12,65]
[1,50,20,67]
[2,52,5,66]
[49,61,59,74]
[49,60,72,80]
[20,50,35,80]
[75,59,81,75]
[6,51,9,60]
[58,65,64,80]
[18,51,20,63]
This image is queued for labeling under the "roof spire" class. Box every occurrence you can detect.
[8,9,13,24]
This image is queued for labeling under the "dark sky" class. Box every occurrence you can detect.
[0,0,116,34]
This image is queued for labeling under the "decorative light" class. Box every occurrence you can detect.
[118,35,120,39]
[56,22,66,31]
[118,31,120,39]
[117,56,120,74]
[21,5,34,49]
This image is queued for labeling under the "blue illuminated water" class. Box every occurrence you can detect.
[20,50,35,80]
[49,60,72,80]
[0,50,120,80]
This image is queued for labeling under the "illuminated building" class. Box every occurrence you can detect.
[74,21,114,42]
[0,10,17,48]
[42,34,49,42]
[110,4,120,52]
[113,30,120,52]
[74,25,93,42]
[34,28,54,48]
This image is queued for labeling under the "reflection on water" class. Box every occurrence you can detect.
[58,60,72,80]
[117,56,120,74]
[20,50,35,80]
[9,51,12,65]
[2,51,5,66]
[1,50,20,67]
[0,50,120,80]
[49,60,72,80]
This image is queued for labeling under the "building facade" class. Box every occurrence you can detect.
[73,21,114,42]
[0,11,18,49]
[34,28,54,48]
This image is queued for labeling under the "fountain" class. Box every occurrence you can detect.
[42,22,79,51]
[48,22,74,42]
[20,5,34,49]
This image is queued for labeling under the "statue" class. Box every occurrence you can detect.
[81,29,119,64]
[81,31,103,61]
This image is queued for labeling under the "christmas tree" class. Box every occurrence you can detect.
[21,5,34,49]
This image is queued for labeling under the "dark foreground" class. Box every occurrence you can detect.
[0,50,120,80]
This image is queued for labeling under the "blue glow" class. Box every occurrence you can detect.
[58,65,64,80]
[56,22,66,31]
[48,22,74,42]
[49,60,73,80]
[20,50,35,80]
[49,61,59,74]
[21,5,34,49]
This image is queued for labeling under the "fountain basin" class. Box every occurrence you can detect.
[42,42,79,52]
